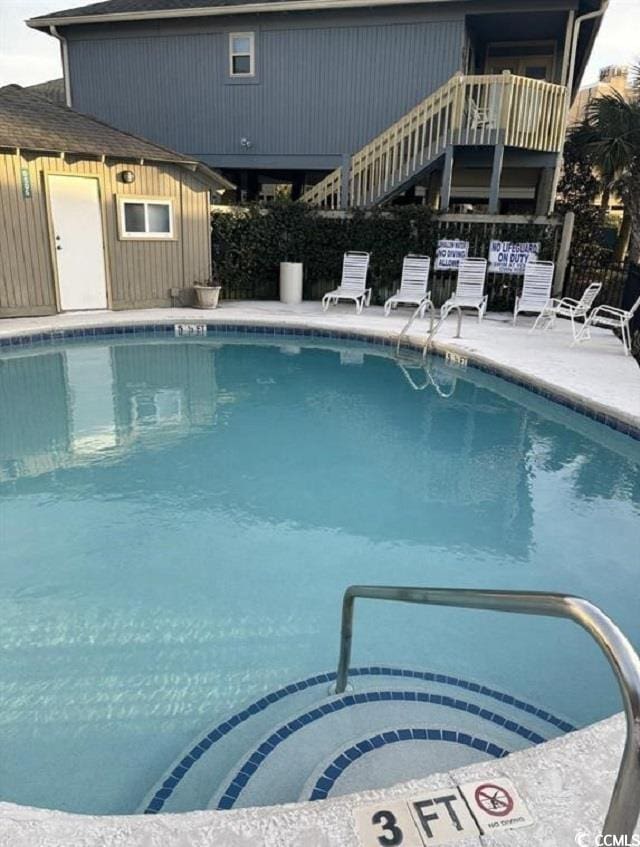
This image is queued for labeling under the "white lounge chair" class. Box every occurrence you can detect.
[440,257,488,323]
[574,294,640,356]
[384,255,431,317]
[532,282,602,340]
[322,252,371,314]
[514,259,555,325]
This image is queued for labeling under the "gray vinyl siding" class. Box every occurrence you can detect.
[66,11,466,169]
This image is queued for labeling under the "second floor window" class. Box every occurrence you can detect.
[229,32,255,77]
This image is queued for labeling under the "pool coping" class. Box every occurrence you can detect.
[0,309,638,440]
[0,713,633,845]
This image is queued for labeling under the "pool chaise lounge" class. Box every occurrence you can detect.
[322,251,372,314]
[383,254,432,317]
[513,259,555,325]
[440,257,489,323]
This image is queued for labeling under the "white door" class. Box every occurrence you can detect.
[48,175,108,311]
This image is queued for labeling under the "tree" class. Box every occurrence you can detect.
[558,126,607,261]
[577,66,640,263]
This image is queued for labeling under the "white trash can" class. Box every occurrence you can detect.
[279,262,303,304]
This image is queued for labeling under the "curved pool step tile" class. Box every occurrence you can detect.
[142,666,575,814]
[139,672,337,814]
[300,726,509,802]
[209,691,551,811]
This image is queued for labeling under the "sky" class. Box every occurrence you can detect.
[0,0,638,89]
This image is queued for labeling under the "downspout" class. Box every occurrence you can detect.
[547,0,609,214]
[49,25,72,108]
[566,0,610,98]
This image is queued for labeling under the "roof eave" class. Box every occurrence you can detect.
[0,142,195,167]
[27,0,461,30]
[197,164,235,191]
[0,141,234,188]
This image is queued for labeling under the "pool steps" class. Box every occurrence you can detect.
[141,667,574,815]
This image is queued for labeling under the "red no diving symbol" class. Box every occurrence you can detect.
[474,783,514,817]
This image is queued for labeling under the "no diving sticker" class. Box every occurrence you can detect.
[353,777,533,846]
[459,777,534,833]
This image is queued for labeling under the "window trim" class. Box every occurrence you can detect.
[229,31,255,78]
[117,196,175,241]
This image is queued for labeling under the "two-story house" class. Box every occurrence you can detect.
[28,0,607,213]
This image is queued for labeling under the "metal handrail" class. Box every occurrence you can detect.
[395,302,463,358]
[396,302,435,356]
[334,585,640,838]
[421,305,463,360]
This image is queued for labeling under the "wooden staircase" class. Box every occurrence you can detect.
[301,72,567,209]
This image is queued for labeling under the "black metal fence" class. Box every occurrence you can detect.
[623,262,640,343]
[563,254,630,309]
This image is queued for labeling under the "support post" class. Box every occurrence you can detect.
[536,167,556,217]
[440,145,454,212]
[554,211,575,296]
[488,138,505,215]
[547,152,564,216]
[340,154,350,210]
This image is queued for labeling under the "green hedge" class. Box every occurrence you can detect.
[211,202,559,309]
[212,203,437,304]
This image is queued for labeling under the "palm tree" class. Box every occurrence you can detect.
[574,65,640,263]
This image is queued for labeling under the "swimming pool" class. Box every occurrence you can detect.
[1,333,638,815]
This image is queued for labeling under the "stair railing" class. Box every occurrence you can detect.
[302,73,567,209]
[333,584,640,839]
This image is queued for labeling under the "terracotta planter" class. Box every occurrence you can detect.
[194,285,221,309]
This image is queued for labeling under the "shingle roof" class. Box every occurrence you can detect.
[29,0,307,23]
[24,78,66,107]
[27,0,603,26]
[0,85,233,188]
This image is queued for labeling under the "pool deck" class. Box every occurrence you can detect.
[0,714,634,845]
[1,301,639,432]
[1,302,639,844]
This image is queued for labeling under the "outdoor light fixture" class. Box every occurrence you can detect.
[240,137,252,149]
[120,170,136,184]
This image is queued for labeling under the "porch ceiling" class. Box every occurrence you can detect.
[466,10,569,43]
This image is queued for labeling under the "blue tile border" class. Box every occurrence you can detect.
[308,727,509,801]
[1,320,638,440]
[142,665,573,814]
[215,690,544,810]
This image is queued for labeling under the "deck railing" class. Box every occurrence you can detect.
[302,72,567,209]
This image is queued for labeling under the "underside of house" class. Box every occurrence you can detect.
[28,0,605,212]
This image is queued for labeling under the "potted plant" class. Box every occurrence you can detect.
[193,274,222,309]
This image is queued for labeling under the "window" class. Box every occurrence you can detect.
[229,32,255,77]
[118,198,173,239]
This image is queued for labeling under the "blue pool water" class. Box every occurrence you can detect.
[0,334,638,815]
